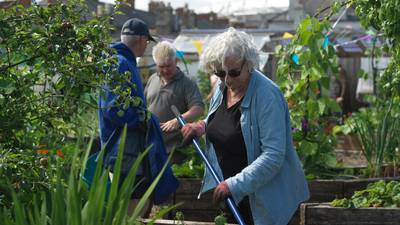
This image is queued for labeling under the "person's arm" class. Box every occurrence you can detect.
[161,78,205,132]
[100,58,146,129]
[161,105,204,132]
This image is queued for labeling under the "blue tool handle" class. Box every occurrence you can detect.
[171,105,247,225]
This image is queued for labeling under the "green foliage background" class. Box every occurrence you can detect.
[275,16,341,179]
[0,1,117,150]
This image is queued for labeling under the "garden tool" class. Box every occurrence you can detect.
[171,105,247,225]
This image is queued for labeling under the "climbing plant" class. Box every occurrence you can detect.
[275,16,341,179]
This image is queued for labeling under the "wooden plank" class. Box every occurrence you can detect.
[301,203,400,225]
[142,218,237,225]
[334,149,367,168]
[176,178,202,194]
[172,209,221,222]
[288,208,300,225]
[308,180,344,202]
[175,193,220,210]
[336,134,363,151]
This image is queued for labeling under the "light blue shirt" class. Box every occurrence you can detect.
[200,70,309,225]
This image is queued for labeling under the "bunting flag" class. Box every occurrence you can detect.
[176,50,185,59]
[291,54,300,65]
[192,40,204,56]
[322,35,330,49]
[283,32,294,39]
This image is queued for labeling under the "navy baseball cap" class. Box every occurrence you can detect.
[121,18,155,42]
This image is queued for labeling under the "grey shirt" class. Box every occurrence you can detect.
[144,67,204,152]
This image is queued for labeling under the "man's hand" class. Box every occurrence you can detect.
[213,181,231,204]
[160,119,180,132]
[181,120,205,145]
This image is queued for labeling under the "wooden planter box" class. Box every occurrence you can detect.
[308,177,400,202]
[289,177,400,225]
[300,203,400,225]
[170,178,221,222]
[336,134,362,151]
[142,219,237,225]
[173,177,400,224]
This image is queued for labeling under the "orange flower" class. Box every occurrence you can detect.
[288,99,295,109]
[56,149,64,158]
[37,149,49,154]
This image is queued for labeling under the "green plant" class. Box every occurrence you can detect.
[0,126,178,225]
[0,146,68,208]
[275,16,341,179]
[331,180,400,208]
[173,211,185,225]
[0,1,134,150]
[171,141,205,178]
[214,213,228,225]
[197,70,213,107]
[341,96,400,177]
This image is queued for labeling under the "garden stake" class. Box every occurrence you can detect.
[171,105,247,225]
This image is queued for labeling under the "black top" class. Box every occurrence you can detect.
[206,89,247,179]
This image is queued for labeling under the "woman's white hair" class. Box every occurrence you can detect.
[200,27,259,73]
[152,41,176,64]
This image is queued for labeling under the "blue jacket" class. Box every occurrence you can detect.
[98,42,179,204]
[201,70,309,225]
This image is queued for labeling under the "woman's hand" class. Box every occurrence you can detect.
[213,181,231,204]
[180,120,206,145]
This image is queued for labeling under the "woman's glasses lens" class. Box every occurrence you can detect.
[214,61,244,78]
[214,71,226,77]
[214,69,241,78]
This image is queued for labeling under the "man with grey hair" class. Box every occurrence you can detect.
[99,19,178,217]
[145,41,204,162]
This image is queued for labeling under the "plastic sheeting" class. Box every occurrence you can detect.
[173,30,271,77]
[173,30,271,53]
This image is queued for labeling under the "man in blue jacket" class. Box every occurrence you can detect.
[98,18,179,216]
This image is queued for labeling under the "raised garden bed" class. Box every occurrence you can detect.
[335,134,363,151]
[308,177,400,202]
[173,177,400,224]
[142,219,237,225]
[171,178,221,222]
[299,203,400,225]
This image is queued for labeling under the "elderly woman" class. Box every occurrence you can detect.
[181,28,309,225]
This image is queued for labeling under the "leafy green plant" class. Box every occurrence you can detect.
[0,126,177,225]
[173,211,185,225]
[0,147,66,208]
[340,96,400,177]
[333,0,400,178]
[171,141,205,178]
[275,16,341,179]
[0,0,134,150]
[331,180,400,208]
[197,70,213,107]
[214,213,228,225]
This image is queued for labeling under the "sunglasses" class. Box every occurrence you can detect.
[214,61,245,78]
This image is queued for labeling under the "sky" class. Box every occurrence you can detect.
[100,0,289,14]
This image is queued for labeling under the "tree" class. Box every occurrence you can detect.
[0,1,126,150]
